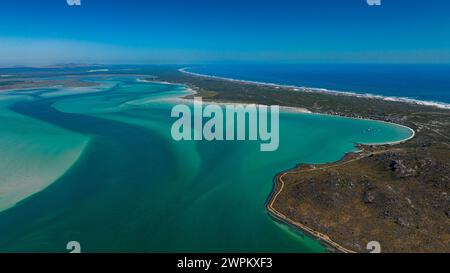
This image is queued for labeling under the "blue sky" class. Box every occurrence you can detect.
[0,0,449,65]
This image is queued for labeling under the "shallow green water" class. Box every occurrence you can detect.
[0,77,412,252]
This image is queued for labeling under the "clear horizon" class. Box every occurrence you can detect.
[0,0,449,66]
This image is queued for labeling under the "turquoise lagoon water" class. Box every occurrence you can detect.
[0,77,413,252]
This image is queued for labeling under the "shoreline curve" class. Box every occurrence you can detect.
[169,72,417,253]
[179,67,450,110]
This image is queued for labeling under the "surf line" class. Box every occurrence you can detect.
[170,97,280,152]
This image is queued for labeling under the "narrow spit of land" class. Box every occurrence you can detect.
[155,67,450,253]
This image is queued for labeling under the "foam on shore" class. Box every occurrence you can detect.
[179,68,450,110]
[88,69,109,73]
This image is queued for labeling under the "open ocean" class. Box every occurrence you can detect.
[187,64,450,106]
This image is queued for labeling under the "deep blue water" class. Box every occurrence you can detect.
[188,64,450,104]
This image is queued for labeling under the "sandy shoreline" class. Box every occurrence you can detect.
[266,122,415,253]
[0,73,419,251]
[177,67,417,143]
[73,73,419,145]
[266,172,356,253]
[179,67,450,110]
[175,69,418,253]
